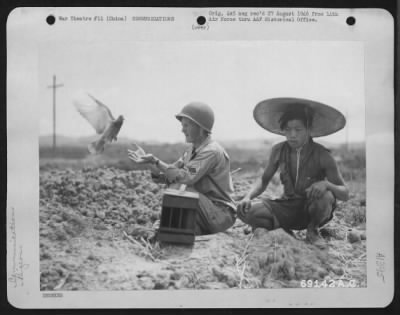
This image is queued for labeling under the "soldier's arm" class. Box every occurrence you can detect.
[321,151,349,201]
[164,150,217,186]
[138,151,188,174]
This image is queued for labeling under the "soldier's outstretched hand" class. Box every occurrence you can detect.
[128,150,157,164]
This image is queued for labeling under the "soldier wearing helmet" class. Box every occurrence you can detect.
[128,102,236,235]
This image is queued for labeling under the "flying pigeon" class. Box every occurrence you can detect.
[74,93,124,154]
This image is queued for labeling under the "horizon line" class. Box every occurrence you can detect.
[39,133,366,145]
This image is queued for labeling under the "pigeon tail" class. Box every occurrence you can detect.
[88,139,105,154]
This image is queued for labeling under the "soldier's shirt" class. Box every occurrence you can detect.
[165,136,235,210]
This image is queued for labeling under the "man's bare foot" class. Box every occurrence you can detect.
[307,229,327,248]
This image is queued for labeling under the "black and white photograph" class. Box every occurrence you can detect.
[7,7,394,308]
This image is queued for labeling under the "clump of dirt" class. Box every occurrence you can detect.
[242,229,346,288]
[40,167,366,290]
[40,168,162,231]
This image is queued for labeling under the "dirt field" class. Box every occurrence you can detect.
[39,165,366,290]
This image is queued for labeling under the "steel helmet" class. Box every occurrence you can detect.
[175,102,215,133]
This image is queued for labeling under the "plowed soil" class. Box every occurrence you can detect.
[40,167,366,290]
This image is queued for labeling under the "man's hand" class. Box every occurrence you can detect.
[128,143,159,164]
[128,150,157,164]
[237,197,252,219]
[305,180,328,201]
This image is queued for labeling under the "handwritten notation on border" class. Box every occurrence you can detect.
[8,207,29,288]
[376,252,385,283]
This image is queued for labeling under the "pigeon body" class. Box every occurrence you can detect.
[88,115,124,154]
[74,94,124,154]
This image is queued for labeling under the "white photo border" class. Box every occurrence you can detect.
[6,7,394,308]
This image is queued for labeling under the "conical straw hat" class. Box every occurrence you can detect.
[253,97,346,137]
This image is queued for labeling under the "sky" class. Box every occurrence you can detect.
[39,40,365,144]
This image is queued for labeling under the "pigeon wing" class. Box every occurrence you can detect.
[74,96,114,134]
[87,94,116,121]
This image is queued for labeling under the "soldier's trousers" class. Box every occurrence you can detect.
[195,193,236,235]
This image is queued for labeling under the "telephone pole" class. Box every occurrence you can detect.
[47,75,64,155]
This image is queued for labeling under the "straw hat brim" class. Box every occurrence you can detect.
[253,98,346,137]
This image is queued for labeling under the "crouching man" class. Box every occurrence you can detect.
[129,102,236,235]
[237,98,349,245]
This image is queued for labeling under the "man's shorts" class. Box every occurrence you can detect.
[260,196,336,231]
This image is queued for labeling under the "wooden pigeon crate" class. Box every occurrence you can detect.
[157,188,198,245]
